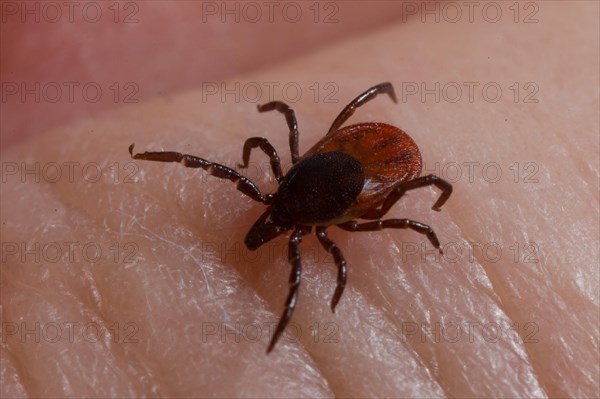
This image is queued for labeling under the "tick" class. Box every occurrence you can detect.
[129,82,452,353]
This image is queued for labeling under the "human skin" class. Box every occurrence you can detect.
[1,3,599,398]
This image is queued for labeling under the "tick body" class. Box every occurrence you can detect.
[129,82,452,353]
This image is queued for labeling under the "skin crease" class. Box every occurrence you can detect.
[1,3,599,399]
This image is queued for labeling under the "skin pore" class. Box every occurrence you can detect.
[1,3,598,398]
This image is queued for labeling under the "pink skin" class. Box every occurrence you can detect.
[1,3,598,398]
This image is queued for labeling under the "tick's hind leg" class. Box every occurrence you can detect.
[128,144,268,203]
[328,82,398,135]
[267,227,309,353]
[257,101,300,164]
[316,227,347,313]
[362,175,453,220]
[338,219,443,254]
[237,137,283,182]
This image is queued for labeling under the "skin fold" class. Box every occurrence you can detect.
[1,3,598,398]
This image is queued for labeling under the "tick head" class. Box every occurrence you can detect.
[245,208,291,250]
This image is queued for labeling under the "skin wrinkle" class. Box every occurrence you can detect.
[13,180,172,395]
[372,228,450,395]
[378,201,546,397]
[371,275,448,396]
[1,350,30,398]
[336,295,444,397]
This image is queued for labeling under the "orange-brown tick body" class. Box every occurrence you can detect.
[129,83,452,353]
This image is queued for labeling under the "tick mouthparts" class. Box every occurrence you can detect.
[245,211,286,251]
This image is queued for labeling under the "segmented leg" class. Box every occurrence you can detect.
[328,82,398,135]
[238,137,283,182]
[257,101,300,164]
[129,144,269,203]
[362,174,453,219]
[316,227,347,313]
[267,226,310,353]
[338,219,443,254]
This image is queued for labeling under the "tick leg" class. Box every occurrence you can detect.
[338,219,443,254]
[129,144,269,203]
[257,101,300,164]
[328,82,398,135]
[363,174,453,219]
[316,227,347,313]
[238,137,283,182]
[267,227,309,353]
